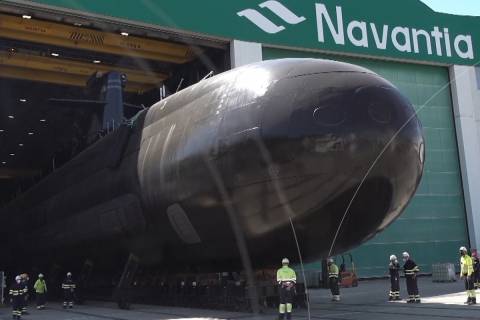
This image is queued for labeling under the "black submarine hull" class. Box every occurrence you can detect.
[0,59,424,271]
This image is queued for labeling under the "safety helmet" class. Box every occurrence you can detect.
[328,258,334,263]
[15,275,21,281]
[459,246,468,252]
[282,258,289,265]
[38,274,44,278]
[390,255,397,261]
[67,272,72,277]
[402,251,409,258]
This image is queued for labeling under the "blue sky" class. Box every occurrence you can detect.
[420,0,480,16]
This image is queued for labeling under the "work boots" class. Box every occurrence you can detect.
[464,297,472,304]
[469,297,477,305]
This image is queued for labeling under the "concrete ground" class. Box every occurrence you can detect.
[1,277,480,320]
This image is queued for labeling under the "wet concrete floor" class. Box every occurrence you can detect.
[1,277,479,320]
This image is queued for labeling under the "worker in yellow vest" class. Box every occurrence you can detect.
[460,246,476,305]
[328,258,340,301]
[276,258,296,320]
[33,274,47,310]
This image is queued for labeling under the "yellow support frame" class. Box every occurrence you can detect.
[0,51,168,93]
[0,13,195,64]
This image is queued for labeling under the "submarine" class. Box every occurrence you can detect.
[0,58,424,272]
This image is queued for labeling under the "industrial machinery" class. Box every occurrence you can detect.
[339,254,359,288]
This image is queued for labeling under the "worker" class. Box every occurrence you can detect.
[34,273,47,310]
[471,249,480,289]
[402,252,420,303]
[327,258,340,301]
[460,246,476,305]
[62,272,76,308]
[388,254,400,301]
[276,258,296,320]
[19,273,29,315]
[9,275,24,319]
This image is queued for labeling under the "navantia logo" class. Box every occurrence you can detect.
[237,0,306,34]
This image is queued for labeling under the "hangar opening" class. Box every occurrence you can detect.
[0,5,229,205]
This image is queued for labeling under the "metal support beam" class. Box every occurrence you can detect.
[0,13,195,63]
[0,51,167,92]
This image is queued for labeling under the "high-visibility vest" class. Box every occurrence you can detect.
[277,266,297,284]
[328,264,339,278]
[34,279,47,294]
[461,255,474,276]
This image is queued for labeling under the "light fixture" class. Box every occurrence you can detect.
[22,14,32,19]
[93,60,101,64]
[120,32,129,36]
[28,132,34,135]
[19,98,27,102]
[9,153,15,156]
[50,52,59,57]
[0,129,4,132]
[1,162,5,165]
[40,119,46,122]
[19,143,24,147]
[8,115,14,119]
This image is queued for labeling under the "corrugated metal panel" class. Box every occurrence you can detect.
[262,47,468,277]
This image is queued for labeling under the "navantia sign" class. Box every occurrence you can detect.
[25,0,480,65]
[237,1,475,63]
[316,4,473,60]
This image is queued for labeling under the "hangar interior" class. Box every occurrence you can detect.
[0,6,229,205]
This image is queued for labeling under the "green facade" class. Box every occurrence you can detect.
[263,47,468,277]
[21,0,480,65]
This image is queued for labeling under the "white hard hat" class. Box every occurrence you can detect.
[282,258,289,265]
[15,275,21,281]
[328,258,334,263]
[402,252,410,258]
[390,255,397,261]
[460,246,468,252]
[67,272,72,276]
[38,273,44,278]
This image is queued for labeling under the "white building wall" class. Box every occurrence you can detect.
[450,65,480,250]
[230,40,262,68]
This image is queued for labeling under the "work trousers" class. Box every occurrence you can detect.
[278,285,294,320]
[405,276,420,301]
[64,290,74,307]
[12,297,22,318]
[389,274,400,299]
[329,277,339,296]
[22,294,28,314]
[474,271,480,288]
[36,292,46,309]
[464,275,476,302]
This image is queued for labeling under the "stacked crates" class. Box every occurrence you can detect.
[432,263,456,282]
